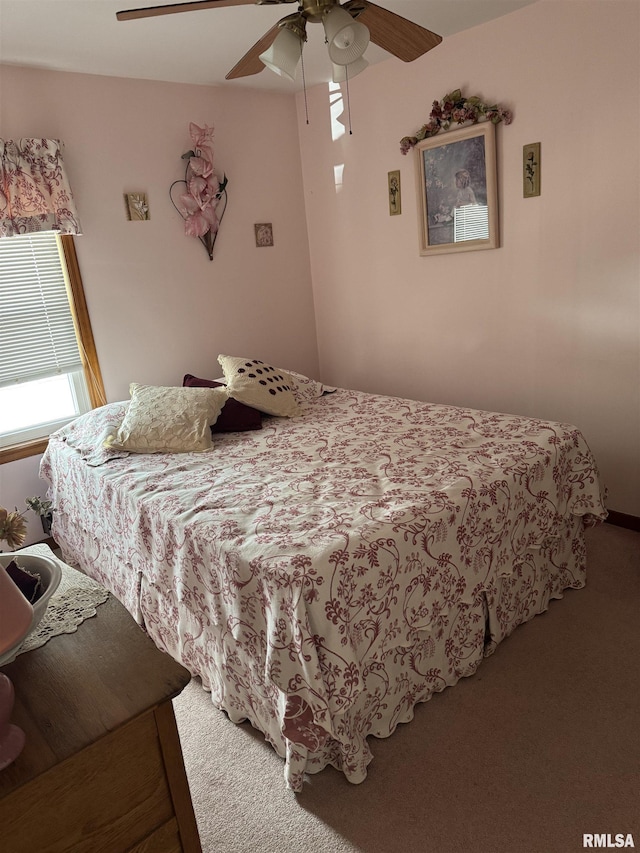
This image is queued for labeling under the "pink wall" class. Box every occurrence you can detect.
[0,67,318,394]
[0,66,318,542]
[295,0,640,516]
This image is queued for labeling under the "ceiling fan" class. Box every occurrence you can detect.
[116,0,442,84]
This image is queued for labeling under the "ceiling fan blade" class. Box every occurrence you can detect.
[117,0,258,22]
[343,0,442,62]
[225,22,281,79]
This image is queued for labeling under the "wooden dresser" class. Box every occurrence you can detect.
[0,593,202,853]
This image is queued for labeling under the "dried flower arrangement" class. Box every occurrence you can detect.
[0,507,28,550]
[0,497,55,550]
[400,88,512,155]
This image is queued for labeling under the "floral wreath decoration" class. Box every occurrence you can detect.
[400,89,512,155]
[170,122,228,260]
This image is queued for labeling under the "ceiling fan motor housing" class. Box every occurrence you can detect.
[300,0,343,24]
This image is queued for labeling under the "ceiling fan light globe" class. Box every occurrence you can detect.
[323,5,369,66]
[334,25,355,49]
[259,27,303,81]
[331,55,368,83]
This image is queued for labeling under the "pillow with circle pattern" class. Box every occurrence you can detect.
[106,383,227,453]
[217,355,301,417]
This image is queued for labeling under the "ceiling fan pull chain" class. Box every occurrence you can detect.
[345,68,353,135]
[300,48,310,125]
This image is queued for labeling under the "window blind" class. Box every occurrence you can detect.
[0,231,83,388]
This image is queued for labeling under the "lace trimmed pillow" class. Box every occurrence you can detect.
[106,383,228,453]
[217,355,300,417]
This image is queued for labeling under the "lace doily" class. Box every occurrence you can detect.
[14,544,110,657]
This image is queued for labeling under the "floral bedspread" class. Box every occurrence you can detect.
[41,389,607,789]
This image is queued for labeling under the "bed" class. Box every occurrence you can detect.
[40,357,607,791]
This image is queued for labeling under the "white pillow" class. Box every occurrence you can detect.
[106,383,227,453]
[217,355,300,417]
[286,370,328,403]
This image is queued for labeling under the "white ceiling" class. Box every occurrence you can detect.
[0,0,538,93]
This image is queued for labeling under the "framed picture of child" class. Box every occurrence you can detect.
[415,122,499,256]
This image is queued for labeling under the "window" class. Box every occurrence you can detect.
[0,232,105,463]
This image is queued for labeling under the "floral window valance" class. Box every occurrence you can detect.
[0,138,82,238]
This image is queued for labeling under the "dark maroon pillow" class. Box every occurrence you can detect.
[183,374,262,432]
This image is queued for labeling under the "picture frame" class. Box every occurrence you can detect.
[523,142,541,197]
[124,192,150,221]
[388,170,401,215]
[254,223,274,247]
[415,123,499,256]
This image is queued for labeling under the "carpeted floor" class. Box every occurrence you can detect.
[173,523,639,853]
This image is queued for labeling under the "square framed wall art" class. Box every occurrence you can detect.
[254,223,274,247]
[124,192,150,221]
